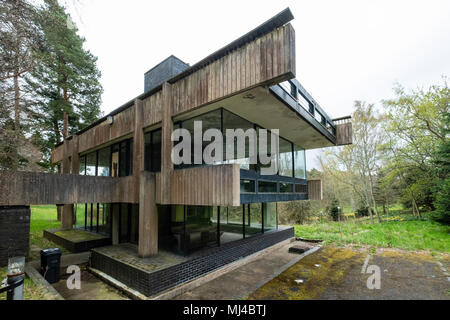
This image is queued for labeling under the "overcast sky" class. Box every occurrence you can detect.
[63,0,450,169]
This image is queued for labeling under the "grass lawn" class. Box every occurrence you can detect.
[28,205,69,261]
[295,215,450,253]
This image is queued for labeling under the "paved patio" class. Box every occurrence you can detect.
[172,240,317,300]
[92,243,187,273]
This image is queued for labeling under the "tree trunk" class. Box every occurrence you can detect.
[12,73,20,170]
[368,172,382,223]
[368,205,374,224]
[412,198,421,218]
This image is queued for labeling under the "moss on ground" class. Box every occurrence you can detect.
[54,229,105,242]
[248,246,362,300]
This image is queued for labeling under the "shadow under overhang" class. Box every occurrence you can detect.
[173,86,336,150]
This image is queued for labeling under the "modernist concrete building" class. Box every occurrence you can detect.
[0,8,351,295]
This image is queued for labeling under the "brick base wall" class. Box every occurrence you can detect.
[0,206,30,267]
[91,227,294,296]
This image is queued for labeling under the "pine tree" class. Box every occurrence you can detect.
[0,0,43,170]
[27,0,103,169]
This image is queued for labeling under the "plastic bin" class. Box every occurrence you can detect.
[40,248,62,284]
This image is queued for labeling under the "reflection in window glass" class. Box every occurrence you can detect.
[258,181,277,193]
[79,156,86,175]
[293,144,306,179]
[86,152,96,176]
[182,110,222,166]
[184,206,217,252]
[222,110,255,170]
[279,137,293,177]
[240,179,255,193]
[97,147,110,176]
[246,204,262,237]
[219,206,244,244]
[279,183,293,193]
[263,203,277,232]
[144,129,161,172]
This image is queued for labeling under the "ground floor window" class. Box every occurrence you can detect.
[158,203,278,254]
[74,203,112,237]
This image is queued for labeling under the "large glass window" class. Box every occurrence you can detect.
[144,129,162,172]
[245,203,262,238]
[86,152,97,176]
[119,140,132,177]
[293,144,306,179]
[79,156,86,175]
[279,137,293,177]
[182,109,222,166]
[263,203,277,232]
[219,206,244,244]
[185,206,218,251]
[97,148,111,176]
[222,109,255,170]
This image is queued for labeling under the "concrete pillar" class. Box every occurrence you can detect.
[133,99,144,203]
[160,82,173,204]
[61,138,73,229]
[139,171,157,257]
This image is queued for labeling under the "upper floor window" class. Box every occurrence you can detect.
[79,138,133,177]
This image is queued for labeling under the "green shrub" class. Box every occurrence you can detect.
[329,198,339,221]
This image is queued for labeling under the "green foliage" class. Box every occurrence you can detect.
[278,200,313,225]
[431,111,450,224]
[329,198,339,221]
[381,79,449,215]
[294,216,450,252]
[25,0,103,170]
[356,206,369,217]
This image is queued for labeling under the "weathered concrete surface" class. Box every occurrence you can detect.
[249,246,450,300]
[172,241,317,300]
[52,265,129,300]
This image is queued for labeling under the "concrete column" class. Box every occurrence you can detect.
[160,82,173,204]
[61,137,73,229]
[138,171,157,257]
[133,99,144,203]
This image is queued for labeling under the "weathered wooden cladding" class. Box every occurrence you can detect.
[52,23,296,167]
[142,90,162,128]
[155,164,240,206]
[336,122,353,146]
[307,179,322,201]
[170,23,296,116]
[0,171,138,205]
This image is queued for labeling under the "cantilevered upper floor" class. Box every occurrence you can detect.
[48,8,351,207]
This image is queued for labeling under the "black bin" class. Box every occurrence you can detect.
[40,248,62,284]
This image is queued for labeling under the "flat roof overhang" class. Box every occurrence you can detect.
[173,85,336,150]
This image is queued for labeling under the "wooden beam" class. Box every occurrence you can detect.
[156,164,240,206]
[336,123,353,146]
[139,171,157,257]
[308,179,322,201]
[0,171,137,205]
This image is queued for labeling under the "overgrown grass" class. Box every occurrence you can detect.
[295,215,450,253]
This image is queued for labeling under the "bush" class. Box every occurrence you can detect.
[329,198,339,221]
[432,177,450,224]
[278,200,312,225]
[356,206,369,217]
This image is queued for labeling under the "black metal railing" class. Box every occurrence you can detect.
[275,79,337,137]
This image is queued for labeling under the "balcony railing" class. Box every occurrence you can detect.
[275,79,337,137]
